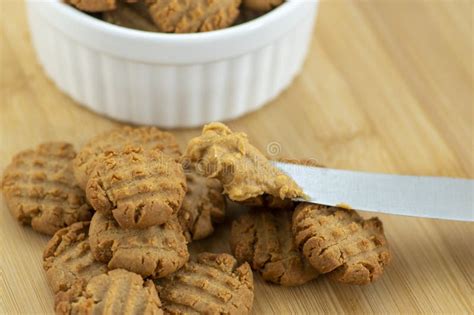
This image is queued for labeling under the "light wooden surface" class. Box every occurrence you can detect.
[1,0,473,314]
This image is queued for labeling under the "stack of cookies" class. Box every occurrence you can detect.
[1,122,392,315]
[67,0,285,33]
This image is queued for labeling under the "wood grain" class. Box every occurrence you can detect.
[1,0,473,314]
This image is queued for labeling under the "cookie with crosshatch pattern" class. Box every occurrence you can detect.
[73,126,181,190]
[89,211,189,279]
[55,268,163,315]
[146,0,241,33]
[43,221,108,293]
[85,146,186,229]
[155,252,254,314]
[230,207,319,286]
[1,142,92,235]
[292,203,392,285]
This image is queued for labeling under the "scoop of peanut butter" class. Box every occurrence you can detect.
[184,122,304,202]
[146,0,241,33]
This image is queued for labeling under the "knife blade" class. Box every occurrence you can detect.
[273,161,474,222]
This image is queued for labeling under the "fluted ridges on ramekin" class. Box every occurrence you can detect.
[27,5,317,128]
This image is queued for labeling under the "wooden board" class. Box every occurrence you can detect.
[1,0,473,313]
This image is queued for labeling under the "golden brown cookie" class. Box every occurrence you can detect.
[74,126,181,190]
[103,2,159,32]
[230,208,319,286]
[55,269,163,315]
[178,164,226,242]
[233,8,263,25]
[146,0,241,33]
[242,0,283,12]
[89,211,189,278]
[292,203,392,285]
[43,222,108,293]
[68,0,116,12]
[1,142,92,235]
[155,252,254,314]
[184,122,304,202]
[86,147,186,229]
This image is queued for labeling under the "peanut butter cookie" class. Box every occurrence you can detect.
[2,142,92,235]
[55,269,163,315]
[89,211,189,278]
[231,208,319,286]
[86,147,186,229]
[67,0,116,12]
[43,222,108,293]
[292,203,392,285]
[242,0,283,12]
[184,122,304,202]
[155,252,254,314]
[104,2,159,32]
[146,0,241,33]
[178,164,226,242]
[74,126,181,190]
[234,8,263,25]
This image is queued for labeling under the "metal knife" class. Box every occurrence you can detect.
[273,161,474,222]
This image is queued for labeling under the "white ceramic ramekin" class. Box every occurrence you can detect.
[26,0,319,128]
